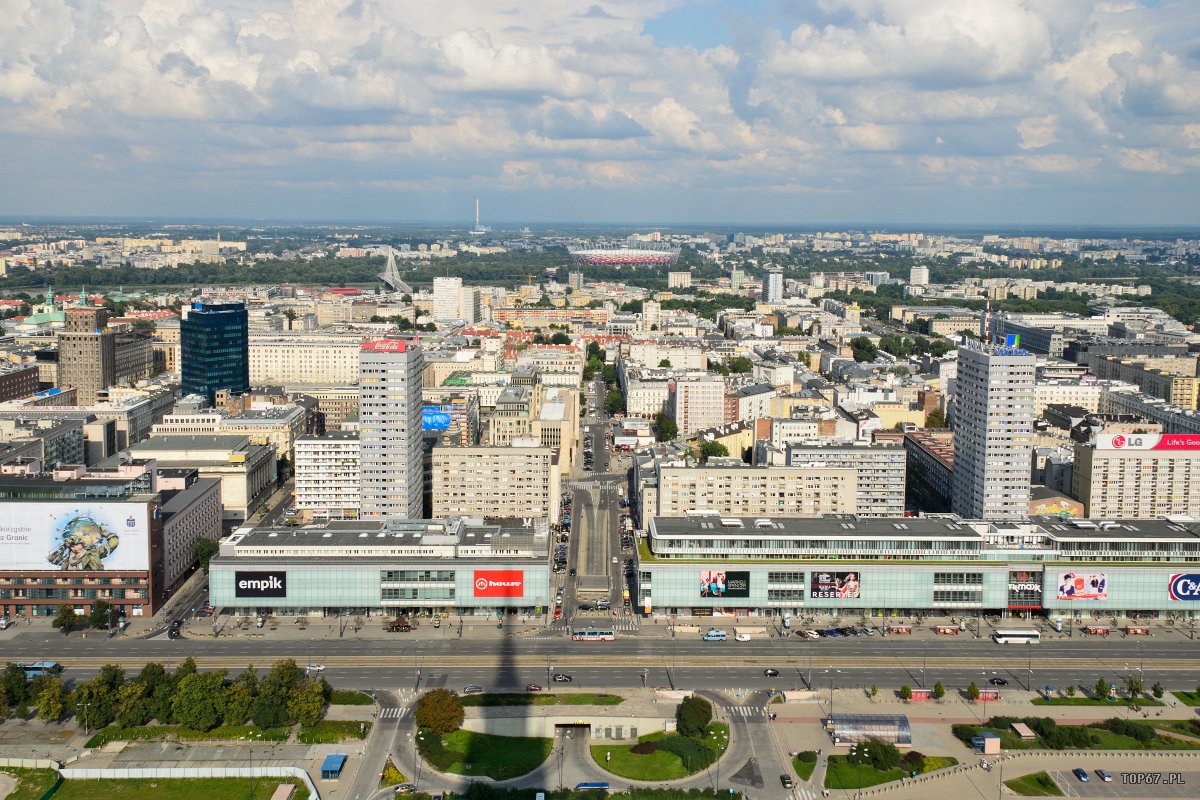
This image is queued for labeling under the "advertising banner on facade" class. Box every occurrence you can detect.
[473,570,524,598]
[1097,433,1200,450]
[235,571,288,598]
[1169,574,1200,601]
[1056,571,1108,600]
[699,570,750,598]
[810,571,861,600]
[1007,570,1043,608]
[0,502,149,571]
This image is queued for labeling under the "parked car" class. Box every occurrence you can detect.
[735,633,752,642]
[1072,768,1088,782]
[578,603,594,611]
[463,685,484,695]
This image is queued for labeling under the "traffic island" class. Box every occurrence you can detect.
[590,723,729,781]
[416,728,552,781]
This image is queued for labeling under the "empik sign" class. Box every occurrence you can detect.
[234,571,288,598]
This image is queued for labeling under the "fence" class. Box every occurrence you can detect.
[0,758,63,800]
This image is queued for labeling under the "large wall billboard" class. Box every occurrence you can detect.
[473,570,525,598]
[810,571,861,600]
[0,502,149,572]
[1056,571,1108,600]
[699,570,750,599]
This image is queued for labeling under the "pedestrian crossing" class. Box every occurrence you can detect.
[723,705,768,718]
[792,786,819,800]
[378,707,410,720]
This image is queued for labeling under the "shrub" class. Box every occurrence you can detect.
[676,696,713,739]
[795,750,818,764]
[630,742,657,755]
[951,724,978,745]
[655,734,716,770]
[1103,718,1156,743]
[415,689,464,734]
[901,751,925,767]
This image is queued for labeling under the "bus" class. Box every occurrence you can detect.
[992,628,1041,644]
[16,661,62,678]
[575,783,610,792]
[571,627,615,642]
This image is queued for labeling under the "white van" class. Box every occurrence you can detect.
[782,616,791,630]
[0,617,10,631]
[702,629,728,641]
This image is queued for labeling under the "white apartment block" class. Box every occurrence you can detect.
[431,446,561,524]
[670,375,726,436]
[624,378,671,419]
[249,333,367,385]
[359,339,424,518]
[294,431,360,518]
[909,265,930,286]
[1072,434,1200,519]
[952,346,1036,520]
[433,276,464,321]
[651,464,857,518]
[627,341,706,370]
[784,443,906,517]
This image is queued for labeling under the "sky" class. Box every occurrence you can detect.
[1,0,1199,226]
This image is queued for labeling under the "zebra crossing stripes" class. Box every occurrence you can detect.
[723,705,767,718]
[378,707,410,720]
[792,786,818,800]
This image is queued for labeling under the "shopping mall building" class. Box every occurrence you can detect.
[635,515,1200,620]
[208,516,551,618]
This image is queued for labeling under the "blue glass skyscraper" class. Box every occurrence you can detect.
[180,302,249,405]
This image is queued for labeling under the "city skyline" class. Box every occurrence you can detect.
[1,1,1198,225]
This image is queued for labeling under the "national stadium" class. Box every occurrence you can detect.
[567,242,681,267]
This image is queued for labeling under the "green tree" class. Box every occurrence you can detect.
[192,537,220,572]
[0,684,8,721]
[1151,682,1164,700]
[924,409,947,428]
[601,364,618,384]
[549,332,571,345]
[288,680,326,728]
[52,605,77,635]
[658,358,672,368]
[415,689,464,734]
[603,388,625,414]
[699,441,729,461]
[869,684,878,699]
[849,739,900,771]
[725,356,753,373]
[74,679,117,730]
[966,681,981,701]
[283,308,297,330]
[898,685,913,701]
[654,411,678,442]
[932,681,945,701]
[586,341,603,361]
[114,681,151,728]
[850,337,879,363]
[173,671,227,732]
[1094,677,1111,700]
[1066,684,1077,697]
[224,682,255,726]
[175,657,198,682]
[2,663,29,706]
[251,684,289,729]
[88,600,115,631]
[95,664,125,694]
[584,356,603,378]
[675,695,713,739]
[1122,674,1145,699]
[36,677,67,722]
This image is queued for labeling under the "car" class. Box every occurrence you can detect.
[734,633,751,642]
[862,626,876,635]
[805,630,821,639]
[1072,768,1088,782]
[527,684,543,692]
[988,677,1008,686]
[569,568,577,576]
[304,663,325,674]
[553,673,573,682]
[578,603,594,611]
[780,774,794,789]
[394,784,417,795]
[554,607,562,619]
[463,685,484,695]
[764,668,781,677]
[1096,769,1112,782]
[825,629,841,637]
[195,609,212,618]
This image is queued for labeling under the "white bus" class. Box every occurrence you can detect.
[992,628,1041,644]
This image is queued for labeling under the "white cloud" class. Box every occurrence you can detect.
[1017,116,1059,150]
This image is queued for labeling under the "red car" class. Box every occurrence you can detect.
[554,606,563,619]
[527,684,543,692]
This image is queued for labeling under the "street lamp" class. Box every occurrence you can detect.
[76,702,91,737]
[921,640,927,689]
[856,744,870,800]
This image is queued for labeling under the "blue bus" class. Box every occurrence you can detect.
[575,783,609,792]
[16,662,62,678]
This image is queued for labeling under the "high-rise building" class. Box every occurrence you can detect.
[1072,433,1200,519]
[909,265,930,286]
[359,338,424,518]
[180,302,249,405]
[952,344,1036,520]
[57,307,116,406]
[761,269,783,303]
[568,271,585,291]
[668,271,692,289]
[669,375,726,436]
[433,276,463,321]
[784,443,907,517]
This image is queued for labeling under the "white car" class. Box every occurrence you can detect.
[805,630,821,639]
[735,633,752,642]
[306,663,325,673]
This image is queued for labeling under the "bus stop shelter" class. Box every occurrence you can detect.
[321,754,347,780]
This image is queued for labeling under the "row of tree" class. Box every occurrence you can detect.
[0,658,329,732]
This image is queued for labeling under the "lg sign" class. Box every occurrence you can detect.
[234,571,287,598]
[473,570,524,598]
[1169,573,1200,601]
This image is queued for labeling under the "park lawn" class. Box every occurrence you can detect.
[1004,771,1064,796]
[1032,696,1164,707]
[823,757,904,790]
[1156,719,1200,738]
[85,724,289,749]
[417,728,551,780]
[298,719,370,744]
[460,693,623,706]
[52,777,304,800]
[594,724,730,781]
[1172,691,1200,707]
[329,689,374,705]
[1088,727,1200,750]
[792,752,817,781]
[0,768,59,800]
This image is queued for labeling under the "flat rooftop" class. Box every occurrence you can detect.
[651,515,975,539]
